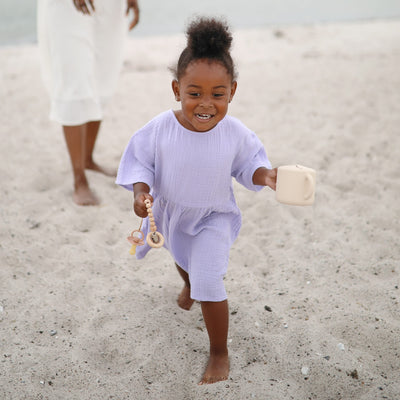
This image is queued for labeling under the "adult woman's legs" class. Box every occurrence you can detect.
[63,120,117,205]
[63,124,99,206]
[85,121,116,176]
[85,120,101,170]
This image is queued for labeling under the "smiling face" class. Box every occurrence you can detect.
[172,60,237,132]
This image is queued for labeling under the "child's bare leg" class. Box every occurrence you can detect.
[85,120,116,176]
[63,125,99,206]
[175,263,194,311]
[199,300,229,385]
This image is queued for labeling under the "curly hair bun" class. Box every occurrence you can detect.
[172,16,237,80]
[186,17,232,58]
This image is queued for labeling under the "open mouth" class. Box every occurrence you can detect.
[196,113,213,120]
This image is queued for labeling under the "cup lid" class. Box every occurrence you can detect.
[278,164,315,173]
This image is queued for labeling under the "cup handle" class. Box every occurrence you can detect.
[304,173,315,200]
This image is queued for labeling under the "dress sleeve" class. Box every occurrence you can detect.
[115,128,156,191]
[232,130,272,192]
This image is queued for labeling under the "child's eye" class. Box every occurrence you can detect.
[189,92,200,97]
[213,93,225,98]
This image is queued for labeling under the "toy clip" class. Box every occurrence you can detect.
[127,199,165,255]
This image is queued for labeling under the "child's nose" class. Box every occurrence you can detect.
[200,95,213,107]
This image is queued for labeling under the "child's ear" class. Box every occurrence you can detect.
[171,80,180,101]
[229,81,237,103]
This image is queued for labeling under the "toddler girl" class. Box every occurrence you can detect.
[116,17,277,385]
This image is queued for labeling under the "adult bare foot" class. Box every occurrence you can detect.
[86,161,117,177]
[177,285,195,311]
[198,352,229,385]
[73,184,100,206]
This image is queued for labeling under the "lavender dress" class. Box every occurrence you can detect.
[116,110,271,301]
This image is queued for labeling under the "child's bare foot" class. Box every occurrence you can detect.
[199,351,229,385]
[73,184,100,206]
[86,161,116,177]
[177,285,194,310]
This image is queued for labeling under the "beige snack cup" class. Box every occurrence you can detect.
[276,165,316,206]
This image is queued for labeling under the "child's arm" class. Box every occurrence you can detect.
[252,167,277,191]
[133,182,153,217]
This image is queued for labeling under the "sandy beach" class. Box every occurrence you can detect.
[1,19,399,399]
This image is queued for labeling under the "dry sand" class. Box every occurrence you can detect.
[1,19,399,400]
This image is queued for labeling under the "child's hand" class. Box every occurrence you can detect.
[133,182,152,217]
[252,167,277,191]
[134,192,153,218]
[264,168,277,191]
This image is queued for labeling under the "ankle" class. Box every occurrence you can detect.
[209,346,228,357]
[85,158,95,167]
[73,173,89,189]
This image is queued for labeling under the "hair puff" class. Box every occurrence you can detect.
[172,16,237,80]
[187,17,232,58]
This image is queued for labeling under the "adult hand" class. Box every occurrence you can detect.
[126,0,140,30]
[73,0,95,14]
